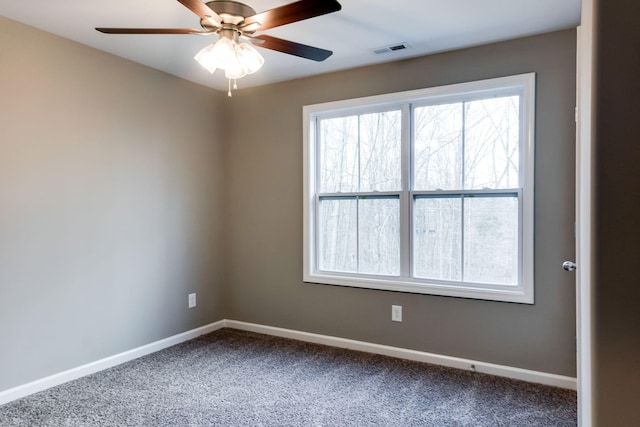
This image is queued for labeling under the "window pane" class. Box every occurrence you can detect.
[359,111,402,192]
[413,197,462,281]
[413,103,462,190]
[358,197,400,275]
[319,116,358,193]
[318,198,357,272]
[464,96,520,189]
[464,196,518,285]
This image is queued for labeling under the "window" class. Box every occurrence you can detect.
[303,74,535,303]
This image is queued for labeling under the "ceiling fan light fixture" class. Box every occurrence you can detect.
[224,54,247,80]
[210,36,238,68]
[195,32,264,95]
[235,41,264,74]
[194,43,219,73]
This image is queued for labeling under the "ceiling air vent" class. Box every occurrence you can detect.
[371,43,411,55]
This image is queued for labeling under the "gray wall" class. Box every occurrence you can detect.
[592,0,640,424]
[224,30,578,376]
[0,17,227,392]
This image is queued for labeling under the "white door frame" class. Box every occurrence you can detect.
[576,0,593,425]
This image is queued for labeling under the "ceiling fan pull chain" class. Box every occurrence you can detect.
[228,79,232,97]
[233,79,238,90]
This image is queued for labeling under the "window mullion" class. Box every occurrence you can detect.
[461,195,465,283]
[356,196,360,274]
[356,116,361,274]
[400,103,411,278]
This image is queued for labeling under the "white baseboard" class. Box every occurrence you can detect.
[224,320,578,391]
[0,320,225,406]
[0,318,576,406]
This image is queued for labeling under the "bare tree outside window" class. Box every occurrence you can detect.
[464,97,519,190]
[412,96,520,285]
[414,103,462,191]
[318,110,401,276]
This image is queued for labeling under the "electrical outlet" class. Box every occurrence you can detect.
[392,305,402,322]
[188,293,196,308]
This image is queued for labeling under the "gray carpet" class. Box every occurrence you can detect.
[0,328,576,426]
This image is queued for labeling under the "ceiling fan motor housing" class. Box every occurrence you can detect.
[206,1,256,23]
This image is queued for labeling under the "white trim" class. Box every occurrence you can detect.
[304,74,536,117]
[303,73,535,304]
[302,106,315,286]
[0,321,225,406]
[226,320,577,390]
[576,0,594,425]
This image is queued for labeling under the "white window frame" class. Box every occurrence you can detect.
[303,73,535,304]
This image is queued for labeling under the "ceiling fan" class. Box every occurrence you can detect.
[96,0,342,94]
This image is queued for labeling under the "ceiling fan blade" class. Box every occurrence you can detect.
[176,0,222,26]
[243,0,341,31]
[96,28,205,34]
[252,35,332,61]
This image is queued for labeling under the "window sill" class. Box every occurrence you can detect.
[303,273,534,304]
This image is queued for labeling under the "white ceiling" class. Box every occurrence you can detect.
[0,0,581,91]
